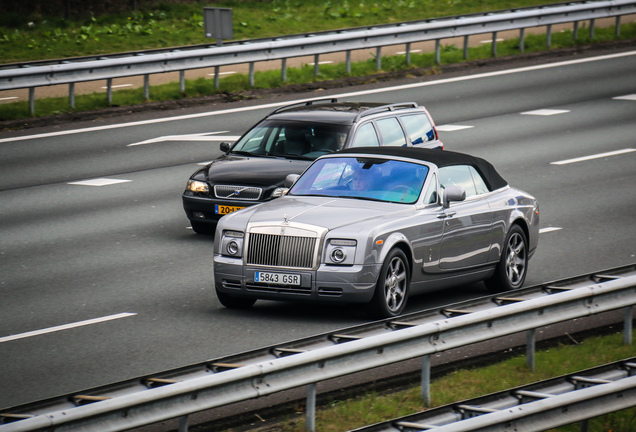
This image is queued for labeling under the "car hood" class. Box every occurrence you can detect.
[225,195,413,232]
[205,154,312,186]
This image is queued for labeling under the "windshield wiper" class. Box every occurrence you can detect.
[229,150,254,156]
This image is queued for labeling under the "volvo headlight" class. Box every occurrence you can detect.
[325,239,357,265]
[271,187,289,198]
[221,230,244,257]
[186,179,209,194]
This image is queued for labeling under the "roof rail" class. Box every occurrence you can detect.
[268,98,339,116]
[353,102,419,123]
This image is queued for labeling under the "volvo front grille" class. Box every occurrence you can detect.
[214,185,262,201]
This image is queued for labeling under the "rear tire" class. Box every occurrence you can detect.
[485,224,528,293]
[216,285,256,309]
[369,248,410,319]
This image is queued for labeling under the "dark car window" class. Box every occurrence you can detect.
[232,120,349,158]
[401,113,435,144]
[439,165,490,198]
[351,123,380,148]
[376,117,407,147]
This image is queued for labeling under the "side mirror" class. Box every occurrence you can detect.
[443,185,466,208]
[219,142,232,153]
[284,174,300,188]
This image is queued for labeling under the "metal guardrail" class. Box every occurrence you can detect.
[348,359,636,432]
[0,264,635,432]
[1,0,635,114]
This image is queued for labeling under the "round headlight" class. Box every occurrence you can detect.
[227,240,240,256]
[330,248,346,263]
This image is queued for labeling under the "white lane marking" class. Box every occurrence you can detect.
[540,227,562,234]
[309,61,334,65]
[0,96,19,101]
[614,94,636,101]
[68,178,132,186]
[521,109,570,116]
[480,38,504,44]
[127,131,240,146]
[437,124,474,132]
[1,50,634,144]
[0,313,137,343]
[101,84,134,89]
[551,148,636,165]
[396,49,422,55]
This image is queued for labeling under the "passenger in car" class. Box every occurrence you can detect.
[350,168,376,191]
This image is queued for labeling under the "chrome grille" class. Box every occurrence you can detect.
[214,185,262,201]
[247,233,316,269]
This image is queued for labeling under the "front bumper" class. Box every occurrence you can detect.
[214,254,381,304]
[182,194,258,225]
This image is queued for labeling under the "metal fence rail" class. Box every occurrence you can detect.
[1,265,634,432]
[1,0,635,114]
[348,359,636,432]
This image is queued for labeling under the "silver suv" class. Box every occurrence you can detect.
[182,98,443,234]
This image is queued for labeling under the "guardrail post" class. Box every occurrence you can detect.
[346,51,352,74]
[376,47,382,70]
[306,383,316,432]
[615,16,621,36]
[143,74,150,101]
[28,87,35,116]
[249,62,255,87]
[421,355,431,406]
[106,78,113,105]
[314,54,320,77]
[589,19,596,38]
[405,42,411,65]
[491,31,498,57]
[573,21,580,40]
[282,58,288,82]
[435,39,441,65]
[546,24,552,48]
[179,70,185,93]
[69,82,75,109]
[178,415,188,432]
[624,306,633,345]
[527,328,536,372]
[214,66,220,89]
[463,36,469,59]
[519,28,525,53]
[580,418,590,432]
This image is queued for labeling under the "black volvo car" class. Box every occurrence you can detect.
[182,98,443,234]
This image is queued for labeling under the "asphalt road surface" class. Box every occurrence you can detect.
[1,47,635,410]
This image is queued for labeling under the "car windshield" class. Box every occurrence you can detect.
[289,156,429,204]
[231,120,349,159]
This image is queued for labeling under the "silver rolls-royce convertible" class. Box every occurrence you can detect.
[213,147,539,318]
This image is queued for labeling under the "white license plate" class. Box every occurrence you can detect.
[254,271,301,286]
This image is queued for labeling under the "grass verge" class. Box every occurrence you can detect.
[1,20,635,123]
[260,331,635,432]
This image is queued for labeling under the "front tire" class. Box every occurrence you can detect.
[191,221,216,235]
[216,285,256,309]
[369,249,410,319]
[485,224,528,293]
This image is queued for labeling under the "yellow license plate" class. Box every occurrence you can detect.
[215,205,245,215]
